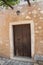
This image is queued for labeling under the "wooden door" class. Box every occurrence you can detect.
[13,24,31,58]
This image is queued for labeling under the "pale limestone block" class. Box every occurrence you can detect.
[35,30,39,33]
[28,12,31,14]
[40,10,43,14]
[39,17,43,19]
[40,40,43,43]
[38,8,41,11]
[38,26,42,29]
[21,12,25,15]
[32,10,37,14]
[25,16,31,19]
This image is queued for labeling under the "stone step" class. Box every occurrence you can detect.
[0,57,33,65]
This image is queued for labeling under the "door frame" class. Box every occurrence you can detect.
[9,20,35,61]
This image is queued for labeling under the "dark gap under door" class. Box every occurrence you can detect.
[13,24,31,58]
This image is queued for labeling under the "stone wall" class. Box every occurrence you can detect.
[0,2,43,58]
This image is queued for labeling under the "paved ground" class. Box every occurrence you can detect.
[0,57,33,65]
